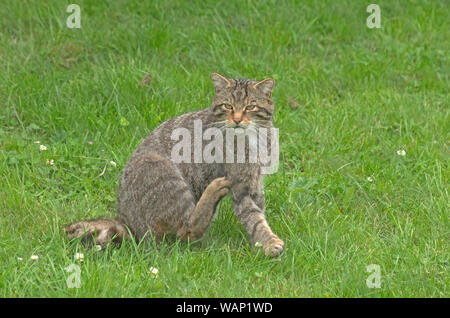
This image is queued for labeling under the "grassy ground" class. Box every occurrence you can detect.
[0,0,448,297]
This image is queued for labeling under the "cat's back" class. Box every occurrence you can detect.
[133,107,214,159]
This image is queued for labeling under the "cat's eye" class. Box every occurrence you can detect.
[222,104,233,110]
[245,104,257,111]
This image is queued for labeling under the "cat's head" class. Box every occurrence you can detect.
[210,73,275,130]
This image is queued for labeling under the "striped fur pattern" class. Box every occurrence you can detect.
[64,73,284,257]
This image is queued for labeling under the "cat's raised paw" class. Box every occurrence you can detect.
[205,177,231,200]
[210,177,231,190]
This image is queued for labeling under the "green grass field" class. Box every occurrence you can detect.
[0,0,448,297]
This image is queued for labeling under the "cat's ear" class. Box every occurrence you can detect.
[211,73,232,91]
[252,78,275,99]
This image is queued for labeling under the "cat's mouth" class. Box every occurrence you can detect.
[226,121,251,129]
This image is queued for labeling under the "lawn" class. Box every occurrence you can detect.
[0,0,448,297]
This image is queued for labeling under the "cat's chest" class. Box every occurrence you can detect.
[224,163,261,188]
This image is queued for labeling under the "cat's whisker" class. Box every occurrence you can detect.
[251,120,271,129]
[204,120,227,128]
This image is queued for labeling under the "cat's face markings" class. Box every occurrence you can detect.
[219,102,258,128]
[211,73,275,129]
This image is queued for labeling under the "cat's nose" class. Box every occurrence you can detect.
[233,116,242,124]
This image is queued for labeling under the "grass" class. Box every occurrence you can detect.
[0,0,448,297]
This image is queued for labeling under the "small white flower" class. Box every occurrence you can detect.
[34,141,40,144]
[367,177,373,182]
[46,159,54,165]
[255,242,262,248]
[30,255,39,260]
[75,253,84,262]
[396,149,406,156]
[109,161,117,167]
[39,145,47,151]
[149,267,159,276]
[17,257,23,261]
[95,245,102,251]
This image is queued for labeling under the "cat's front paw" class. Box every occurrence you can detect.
[207,177,231,199]
[263,239,285,258]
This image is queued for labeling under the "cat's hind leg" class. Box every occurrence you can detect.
[118,154,229,242]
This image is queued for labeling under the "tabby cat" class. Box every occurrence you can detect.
[65,73,285,257]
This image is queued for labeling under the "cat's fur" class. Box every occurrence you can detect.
[65,73,284,257]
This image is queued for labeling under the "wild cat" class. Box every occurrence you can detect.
[65,73,285,257]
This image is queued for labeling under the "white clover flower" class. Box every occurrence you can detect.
[367,177,373,182]
[95,245,102,251]
[46,159,54,165]
[17,257,23,261]
[109,161,117,167]
[254,242,262,248]
[75,253,84,262]
[39,145,47,151]
[396,149,406,156]
[30,255,39,260]
[34,141,40,144]
[149,267,159,276]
